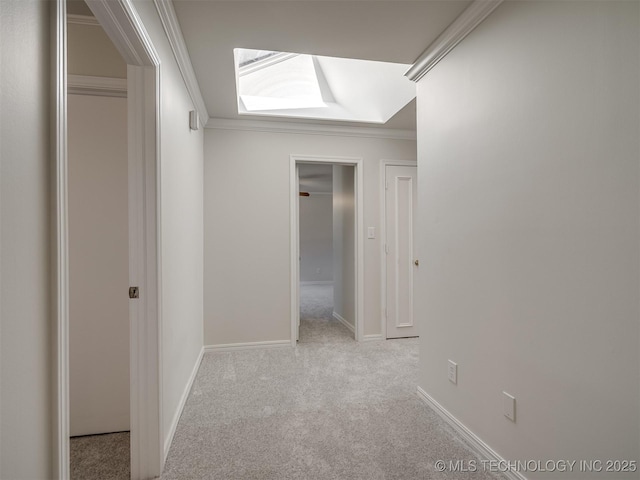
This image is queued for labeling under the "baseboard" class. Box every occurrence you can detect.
[416,387,527,480]
[362,334,384,342]
[164,346,204,462]
[204,340,291,352]
[332,311,355,333]
[300,280,333,286]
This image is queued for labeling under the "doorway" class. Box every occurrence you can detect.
[290,155,364,345]
[55,1,163,478]
[67,4,130,477]
[298,164,356,343]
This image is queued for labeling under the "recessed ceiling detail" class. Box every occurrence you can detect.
[234,48,416,124]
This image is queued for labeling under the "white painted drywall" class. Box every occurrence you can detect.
[416,1,639,476]
[132,0,205,450]
[332,166,355,328]
[299,193,333,283]
[0,0,53,477]
[68,94,129,436]
[204,129,415,345]
[67,21,126,78]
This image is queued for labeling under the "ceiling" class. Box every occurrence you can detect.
[172,0,472,130]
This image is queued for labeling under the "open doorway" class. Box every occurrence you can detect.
[297,164,357,343]
[66,3,130,478]
[290,156,364,345]
[55,0,163,478]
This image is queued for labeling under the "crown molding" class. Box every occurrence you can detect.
[67,74,127,97]
[86,0,160,67]
[205,118,417,141]
[153,0,209,125]
[67,14,100,26]
[405,0,504,82]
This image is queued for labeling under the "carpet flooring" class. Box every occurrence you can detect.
[70,431,130,480]
[161,284,504,480]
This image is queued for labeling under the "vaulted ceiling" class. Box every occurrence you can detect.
[172,0,472,130]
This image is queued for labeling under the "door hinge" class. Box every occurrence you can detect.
[385,180,389,190]
[129,286,139,299]
[385,244,389,254]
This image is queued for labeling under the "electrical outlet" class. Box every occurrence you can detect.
[316,268,321,274]
[447,360,457,384]
[503,391,516,422]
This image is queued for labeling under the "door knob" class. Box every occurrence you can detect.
[414,259,419,266]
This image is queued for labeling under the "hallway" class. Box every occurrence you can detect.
[299,283,353,344]
[161,285,502,479]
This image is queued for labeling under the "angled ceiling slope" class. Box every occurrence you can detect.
[234,48,415,124]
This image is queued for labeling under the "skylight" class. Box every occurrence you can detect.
[234,48,416,124]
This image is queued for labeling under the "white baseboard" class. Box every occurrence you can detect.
[416,387,527,480]
[300,280,333,286]
[204,340,291,353]
[362,334,384,342]
[164,346,204,462]
[332,311,355,333]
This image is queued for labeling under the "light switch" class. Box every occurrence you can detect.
[503,391,516,422]
[367,227,376,239]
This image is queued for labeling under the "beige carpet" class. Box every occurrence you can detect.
[70,431,129,480]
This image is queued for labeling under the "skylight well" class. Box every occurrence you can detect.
[234,48,416,124]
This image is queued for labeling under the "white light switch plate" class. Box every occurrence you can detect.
[447,360,457,384]
[503,391,516,422]
[367,227,375,239]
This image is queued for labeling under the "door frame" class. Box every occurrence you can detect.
[290,155,364,344]
[54,0,164,478]
[379,159,417,339]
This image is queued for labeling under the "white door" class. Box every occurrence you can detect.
[385,165,418,339]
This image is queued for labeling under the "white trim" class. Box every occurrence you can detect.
[290,155,365,344]
[206,118,416,141]
[379,160,417,340]
[300,280,333,286]
[127,63,163,480]
[163,347,204,461]
[67,74,127,97]
[204,341,291,353]
[362,334,384,342]
[416,387,527,480]
[85,0,159,67]
[67,13,100,26]
[54,1,69,477]
[152,0,209,127]
[332,311,355,334]
[405,0,504,82]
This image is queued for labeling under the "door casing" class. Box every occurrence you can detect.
[54,0,164,478]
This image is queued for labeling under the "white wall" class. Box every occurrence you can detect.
[299,193,333,283]
[0,0,52,477]
[131,0,205,453]
[332,165,355,327]
[416,1,639,477]
[67,21,127,78]
[204,128,415,345]
[68,94,129,436]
